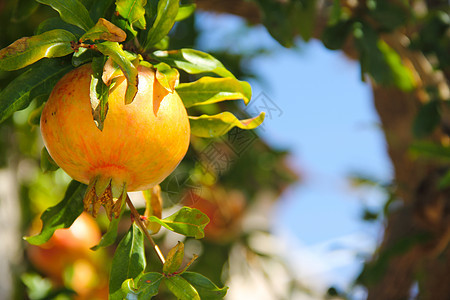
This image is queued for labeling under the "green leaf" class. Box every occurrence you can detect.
[175,4,196,22]
[0,29,76,71]
[89,0,116,22]
[122,273,163,299]
[80,18,127,43]
[438,170,450,190]
[91,207,124,250]
[12,0,39,23]
[165,276,200,300]
[367,0,409,31]
[409,141,450,162]
[176,77,251,108]
[137,273,164,299]
[322,20,353,50]
[152,49,235,78]
[154,62,179,92]
[109,223,146,300]
[143,186,163,234]
[96,41,138,104]
[412,100,441,138]
[72,46,94,67]
[90,56,110,131]
[25,181,86,245]
[40,147,60,173]
[36,0,94,31]
[189,111,265,138]
[181,272,228,300]
[36,17,85,37]
[353,22,416,91]
[163,242,184,274]
[148,207,209,239]
[116,0,147,30]
[144,0,179,49]
[0,58,74,123]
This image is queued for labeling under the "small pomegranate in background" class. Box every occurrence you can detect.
[27,212,108,299]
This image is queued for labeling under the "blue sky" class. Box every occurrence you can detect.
[196,12,393,295]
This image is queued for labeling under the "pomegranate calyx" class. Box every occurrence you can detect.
[83,176,127,220]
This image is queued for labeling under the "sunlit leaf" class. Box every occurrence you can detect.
[153,62,179,92]
[90,56,110,131]
[354,22,416,91]
[36,0,94,31]
[175,4,196,22]
[0,30,76,71]
[116,0,147,30]
[148,207,209,239]
[0,59,74,123]
[163,242,185,274]
[189,112,265,138]
[96,41,138,104]
[176,77,251,108]
[181,272,228,300]
[80,18,126,43]
[40,147,59,173]
[152,49,235,78]
[144,0,179,49]
[25,181,86,245]
[165,276,200,300]
[109,223,146,300]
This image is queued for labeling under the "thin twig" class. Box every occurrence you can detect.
[126,195,166,264]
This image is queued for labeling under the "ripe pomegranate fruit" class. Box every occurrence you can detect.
[40,62,190,217]
[28,213,108,299]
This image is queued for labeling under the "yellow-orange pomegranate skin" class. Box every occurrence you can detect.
[40,63,190,191]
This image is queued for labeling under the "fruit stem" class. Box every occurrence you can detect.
[126,195,166,265]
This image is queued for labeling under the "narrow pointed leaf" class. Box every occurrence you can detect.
[96,41,138,104]
[189,112,265,138]
[163,242,185,274]
[143,185,163,234]
[181,272,228,299]
[0,59,74,123]
[80,18,127,43]
[25,181,86,245]
[0,30,76,71]
[152,49,235,78]
[91,207,125,250]
[116,0,147,30]
[144,0,179,49]
[90,56,110,131]
[148,207,209,239]
[36,0,94,31]
[41,147,60,173]
[176,77,251,108]
[175,4,196,22]
[109,223,146,300]
[154,62,179,92]
[165,276,200,300]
